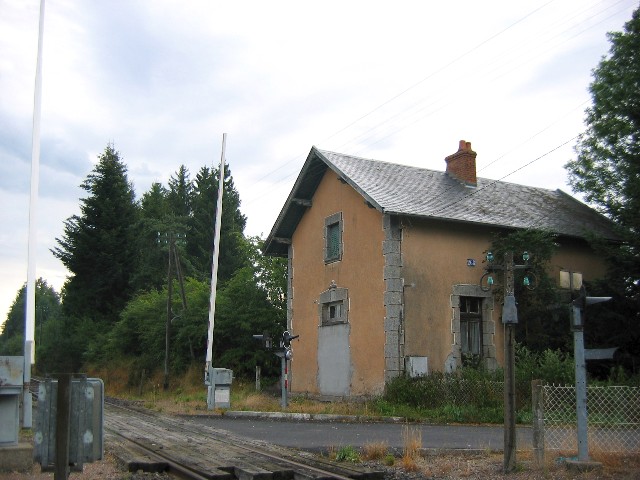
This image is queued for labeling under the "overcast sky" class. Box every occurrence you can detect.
[0,0,636,328]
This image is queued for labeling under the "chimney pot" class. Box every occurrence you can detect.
[445,139,477,186]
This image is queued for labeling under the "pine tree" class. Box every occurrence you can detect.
[131,182,172,292]
[52,144,139,324]
[187,165,247,282]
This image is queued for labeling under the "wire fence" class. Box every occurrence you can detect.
[533,382,640,459]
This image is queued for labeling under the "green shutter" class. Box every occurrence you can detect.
[327,223,340,259]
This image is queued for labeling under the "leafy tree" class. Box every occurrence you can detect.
[566,7,640,299]
[566,7,640,373]
[107,286,167,372]
[213,265,283,378]
[246,236,287,313]
[487,230,569,352]
[0,279,61,357]
[37,315,84,373]
[108,237,285,382]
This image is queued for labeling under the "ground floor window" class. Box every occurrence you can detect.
[319,282,348,326]
[460,296,482,358]
[450,286,496,372]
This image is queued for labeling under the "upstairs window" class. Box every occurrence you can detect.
[324,212,343,263]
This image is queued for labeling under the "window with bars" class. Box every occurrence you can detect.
[460,296,482,356]
[324,212,342,263]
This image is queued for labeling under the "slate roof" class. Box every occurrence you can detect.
[264,147,618,256]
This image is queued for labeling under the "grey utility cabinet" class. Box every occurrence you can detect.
[33,376,104,471]
[0,356,23,446]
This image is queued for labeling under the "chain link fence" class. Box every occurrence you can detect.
[533,382,640,461]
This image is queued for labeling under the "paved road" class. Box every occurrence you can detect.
[188,415,533,453]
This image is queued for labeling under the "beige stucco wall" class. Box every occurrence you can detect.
[401,219,497,370]
[287,171,610,396]
[401,217,610,372]
[289,169,386,396]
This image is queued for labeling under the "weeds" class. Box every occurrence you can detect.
[334,445,360,463]
[361,441,388,461]
[400,424,422,472]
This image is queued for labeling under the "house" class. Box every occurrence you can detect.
[263,141,617,398]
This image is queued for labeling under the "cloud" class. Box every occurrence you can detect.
[0,0,636,328]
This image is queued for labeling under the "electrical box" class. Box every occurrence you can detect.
[34,377,104,471]
[406,356,429,377]
[0,356,23,446]
[502,295,518,324]
[212,368,233,385]
[207,368,233,409]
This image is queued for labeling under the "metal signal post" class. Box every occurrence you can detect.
[253,330,299,408]
[569,275,611,464]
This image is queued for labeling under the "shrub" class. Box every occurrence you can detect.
[335,445,360,463]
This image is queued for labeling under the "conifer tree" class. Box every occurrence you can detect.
[52,144,139,324]
[187,165,247,282]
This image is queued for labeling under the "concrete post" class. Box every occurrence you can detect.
[532,379,545,468]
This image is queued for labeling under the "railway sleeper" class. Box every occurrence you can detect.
[109,442,169,473]
[226,459,295,480]
[290,456,384,480]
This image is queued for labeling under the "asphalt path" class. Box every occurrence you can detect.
[189,415,533,453]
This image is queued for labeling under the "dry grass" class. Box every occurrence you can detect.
[361,441,388,461]
[399,424,422,472]
[401,424,422,459]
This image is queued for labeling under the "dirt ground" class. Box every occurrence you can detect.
[1,448,639,480]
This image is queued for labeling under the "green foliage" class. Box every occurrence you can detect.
[0,279,61,356]
[383,346,575,423]
[106,240,285,381]
[566,6,640,364]
[37,315,85,373]
[130,183,172,292]
[335,445,360,463]
[487,229,570,352]
[52,144,139,324]
[384,367,503,410]
[515,344,574,391]
[213,259,285,378]
[186,165,247,282]
[31,143,285,379]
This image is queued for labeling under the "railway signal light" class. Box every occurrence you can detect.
[281,330,299,348]
[571,285,611,330]
[252,332,273,349]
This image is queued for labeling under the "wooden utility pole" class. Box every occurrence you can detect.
[54,374,71,480]
[482,250,531,474]
[503,252,517,473]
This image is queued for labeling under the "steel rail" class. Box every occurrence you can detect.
[105,399,362,480]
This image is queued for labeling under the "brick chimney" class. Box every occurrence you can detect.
[445,140,477,186]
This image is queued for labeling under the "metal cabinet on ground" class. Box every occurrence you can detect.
[33,376,104,472]
[0,356,23,446]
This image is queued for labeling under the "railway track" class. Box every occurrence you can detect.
[31,377,383,480]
